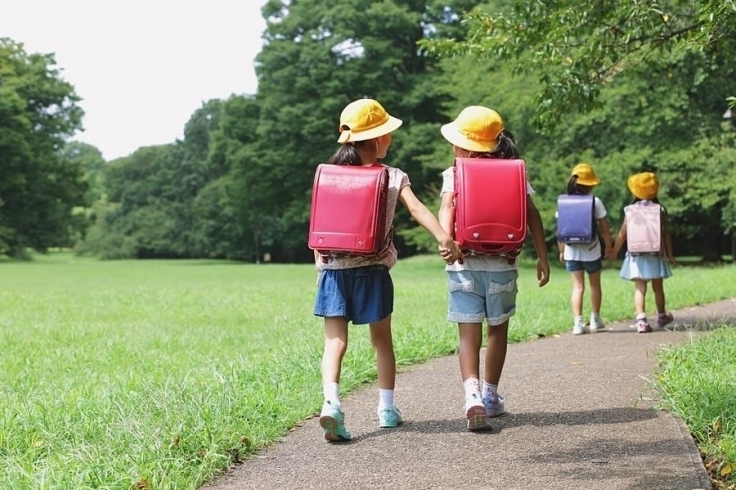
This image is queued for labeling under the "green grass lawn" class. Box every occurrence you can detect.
[655,328,736,488]
[0,252,734,489]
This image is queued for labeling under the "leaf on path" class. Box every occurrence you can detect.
[719,462,732,477]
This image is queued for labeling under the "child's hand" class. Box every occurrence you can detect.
[558,252,564,263]
[537,258,550,287]
[439,239,463,265]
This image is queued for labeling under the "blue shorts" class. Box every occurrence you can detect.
[314,265,393,325]
[447,270,518,326]
[565,258,603,274]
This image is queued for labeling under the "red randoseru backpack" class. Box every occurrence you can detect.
[308,163,389,256]
[454,158,527,257]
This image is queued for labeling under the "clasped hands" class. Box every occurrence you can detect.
[439,240,463,265]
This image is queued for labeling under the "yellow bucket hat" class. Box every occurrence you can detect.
[571,163,600,186]
[337,99,403,144]
[628,172,659,200]
[440,106,504,152]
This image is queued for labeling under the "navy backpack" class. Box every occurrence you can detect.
[556,194,596,244]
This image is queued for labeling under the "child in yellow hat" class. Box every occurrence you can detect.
[438,106,550,431]
[606,172,676,333]
[557,163,613,335]
[314,98,462,441]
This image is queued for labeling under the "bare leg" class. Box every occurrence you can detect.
[484,320,509,385]
[588,270,603,315]
[322,317,348,385]
[570,270,585,317]
[320,316,352,440]
[458,322,483,381]
[634,280,648,316]
[459,321,489,430]
[369,315,396,389]
[651,278,666,313]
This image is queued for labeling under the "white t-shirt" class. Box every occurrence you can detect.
[559,196,608,261]
[315,165,410,271]
[440,166,535,272]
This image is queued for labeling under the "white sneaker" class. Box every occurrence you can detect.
[483,393,506,417]
[572,318,586,335]
[589,315,605,333]
[465,394,491,431]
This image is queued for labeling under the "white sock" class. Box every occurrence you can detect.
[482,382,498,400]
[463,377,481,398]
[378,388,395,409]
[323,382,340,407]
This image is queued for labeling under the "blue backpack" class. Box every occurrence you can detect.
[556,194,596,244]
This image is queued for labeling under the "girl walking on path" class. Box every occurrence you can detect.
[438,106,550,431]
[314,98,462,441]
[606,171,676,333]
[556,163,613,335]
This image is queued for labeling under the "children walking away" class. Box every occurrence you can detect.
[556,163,613,335]
[438,106,550,431]
[313,98,462,441]
[606,172,676,333]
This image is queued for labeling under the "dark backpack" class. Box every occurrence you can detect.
[556,194,596,244]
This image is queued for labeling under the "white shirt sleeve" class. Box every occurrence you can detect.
[593,196,607,219]
[440,167,454,195]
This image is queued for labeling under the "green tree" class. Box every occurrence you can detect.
[79,100,230,259]
[202,95,265,261]
[421,0,736,127]
[0,38,87,257]
[90,145,175,258]
[62,141,106,202]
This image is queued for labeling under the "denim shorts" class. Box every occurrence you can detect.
[447,270,518,326]
[314,265,393,325]
[565,258,603,274]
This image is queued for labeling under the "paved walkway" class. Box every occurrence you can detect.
[206,299,736,490]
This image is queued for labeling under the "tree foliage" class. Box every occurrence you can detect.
[420,0,736,128]
[79,101,227,259]
[0,38,87,257]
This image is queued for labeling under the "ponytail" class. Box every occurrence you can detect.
[566,175,579,195]
[327,143,363,166]
[488,130,519,159]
